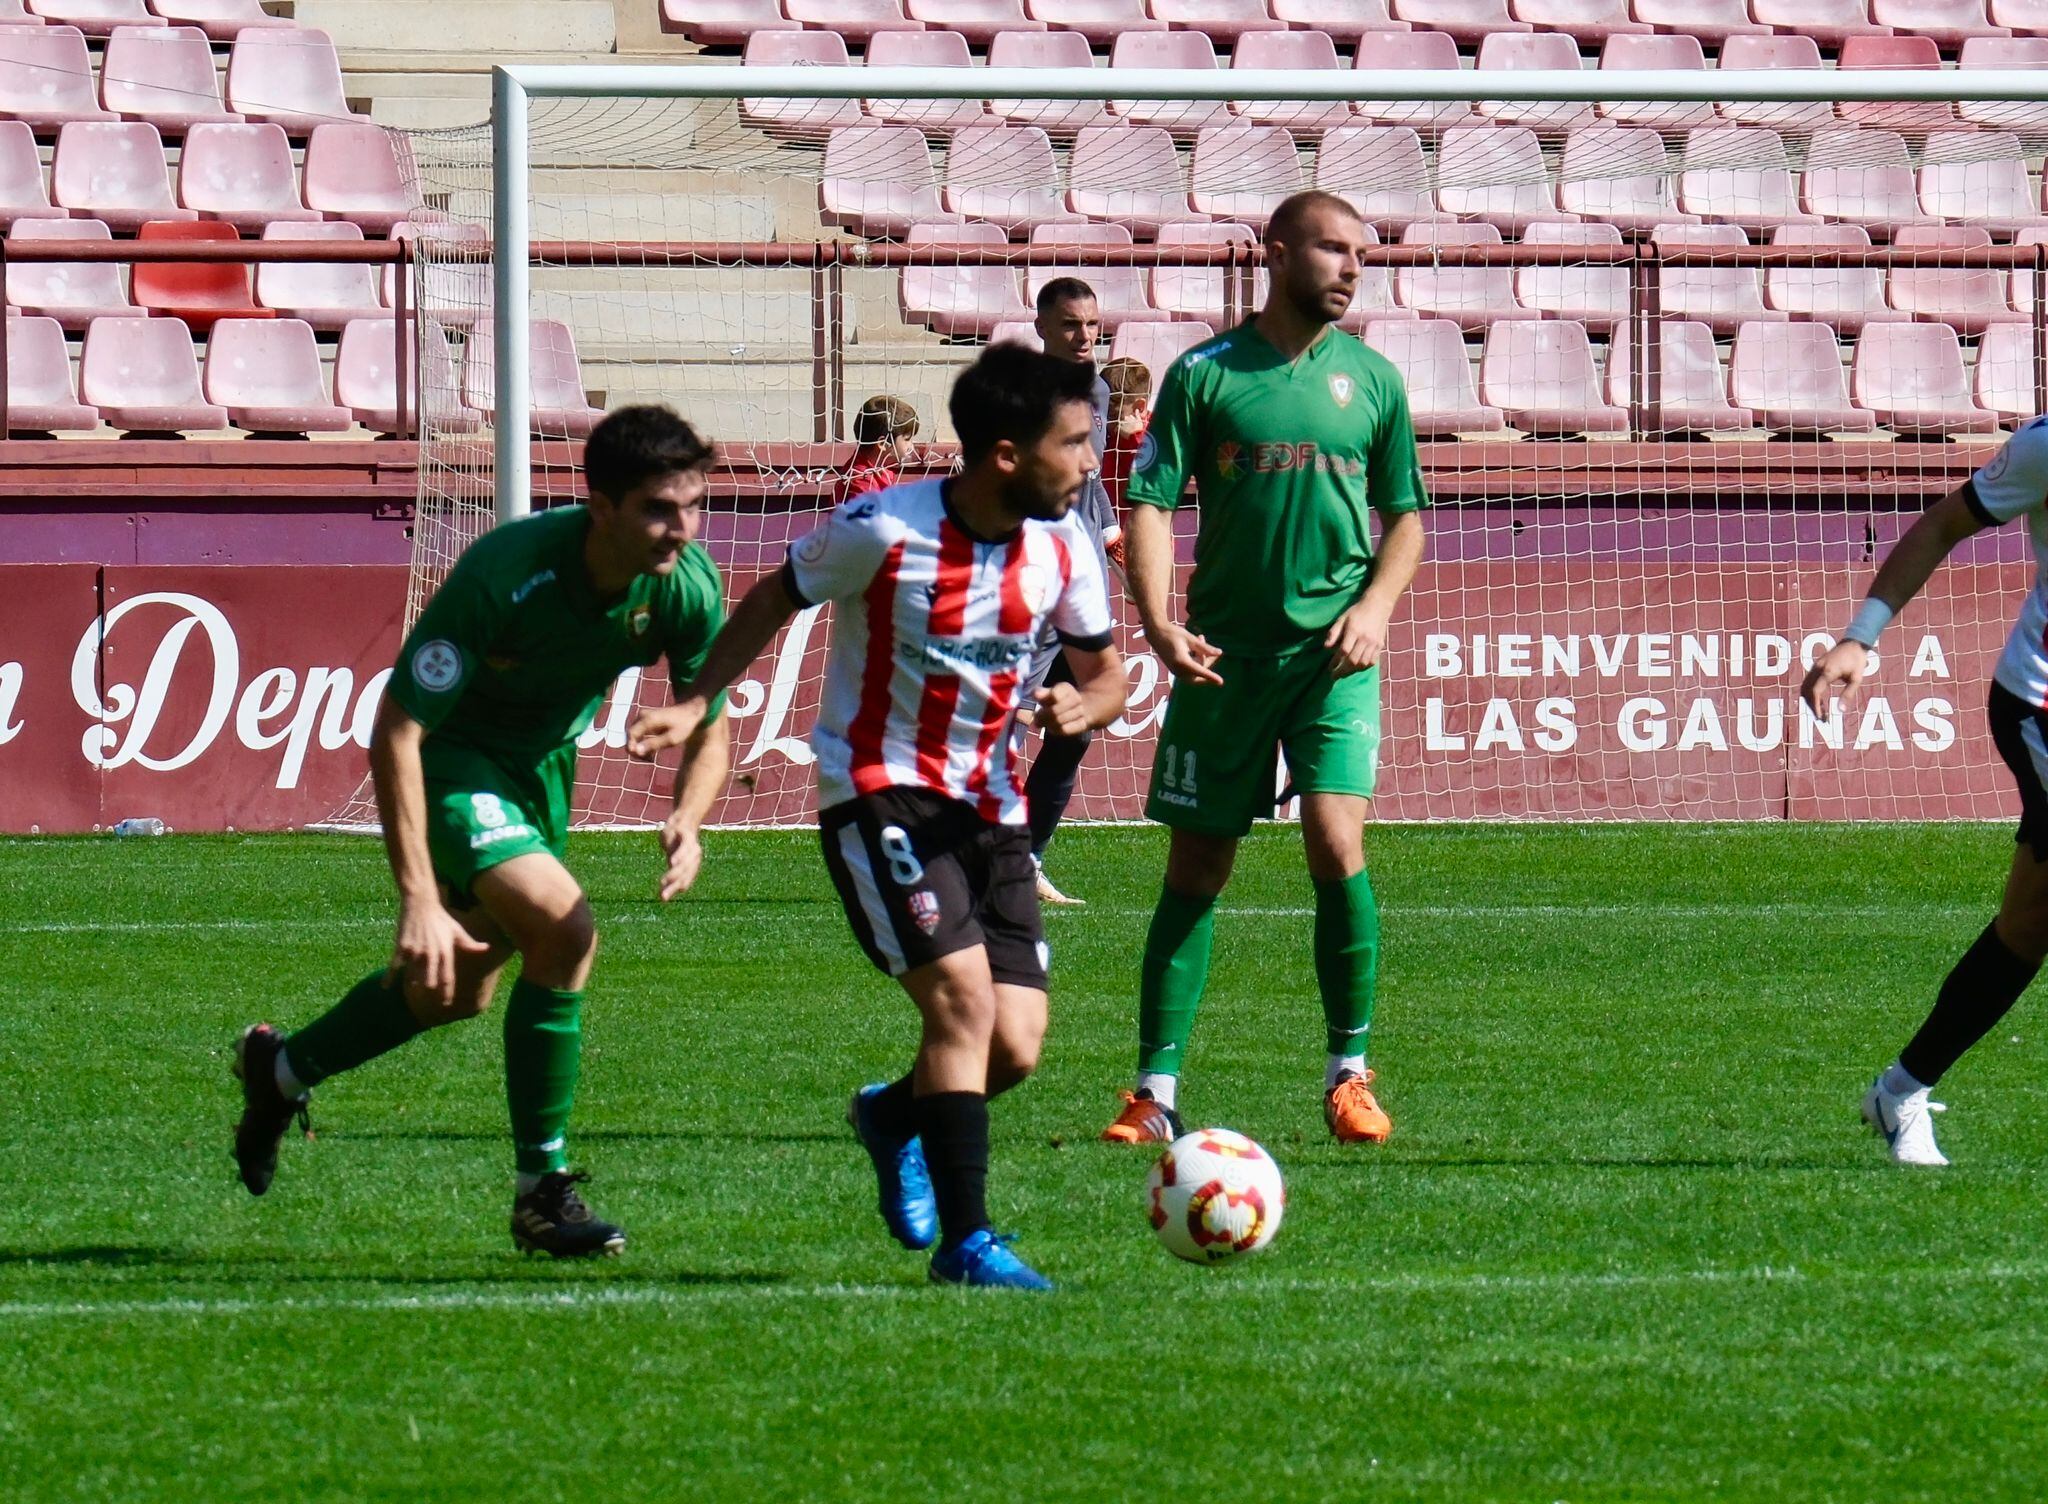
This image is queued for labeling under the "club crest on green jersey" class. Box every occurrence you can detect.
[628,604,653,639]
[1329,373,1354,408]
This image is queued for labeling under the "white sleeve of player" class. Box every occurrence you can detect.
[784,496,895,607]
[1051,520,1114,644]
[1970,415,2048,524]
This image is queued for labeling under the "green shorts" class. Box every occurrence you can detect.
[423,743,575,908]
[1146,649,1381,838]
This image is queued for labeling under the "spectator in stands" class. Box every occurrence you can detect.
[1099,355,1153,536]
[835,394,920,503]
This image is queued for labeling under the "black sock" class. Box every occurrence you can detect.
[865,1073,918,1139]
[915,1090,990,1250]
[1025,729,1091,857]
[1899,922,2040,1086]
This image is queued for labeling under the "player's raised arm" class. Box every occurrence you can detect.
[368,694,487,1003]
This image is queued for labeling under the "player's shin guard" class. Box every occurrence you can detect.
[1898,922,2040,1087]
[505,979,583,1176]
[1138,886,1216,1078]
[282,969,425,1087]
[915,1090,990,1251]
[1314,870,1380,1062]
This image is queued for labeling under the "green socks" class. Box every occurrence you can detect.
[283,969,425,1088]
[505,978,583,1176]
[1137,885,1217,1077]
[1314,869,1381,1060]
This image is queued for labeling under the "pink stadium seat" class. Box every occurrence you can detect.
[1230,29,1352,134]
[1836,36,1954,135]
[5,217,130,326]
[1606,319,1756,435]
[1110,31,1228,135]
[179,121,321,232]
[907,0,1044,42]
[131,217,268,330]
[79,314,227,431]
[660,0,798,44]
[255,221,383,330]
[1026,0,1166,41]
[226,28,368,135]
[0,25,113,127]
[52,122,194,231]
[1150,219,1264,323]
[1747,0,1892,43]
[988,317,1043,347]
[1352,31,1478,134]
[1594,34,1712,131]
[740,32,864,139]
[0,119,57,225]
[2009,224,2048,315]
[1729,320,1878,431]
[1314,125,1451,235]
[1513,221,1629,330]
[1474,33,1597,131]
[148,0,294,39]
[1888,223,2023,333]
[5,312,97,432]
[27,0,149,34]
[988,30,1110,135]
[101,25,236,133]
[0,2,37,20]
[302,124,416,235]
[1111,319,1216,392]
[1677,128,1820,233]
[1362,315,1506,433]
[900,222,1032,334]
[1270,0,1409,38]
[1990,0,2048,29]
[1654,222,1782,335]
[863,31,988,133]
[335,315,475,436]
[1763,224,1907,333]
[1026,222,1156,328]
[820,125,955,238]
[1510,0,1649,43]
[1480,319,1628,434]
[1557,126,1695,233]
[1917,131,2048,235]
[1713,35,1834,135]
[1389,0,1529,43]
[945,124,1079,234]
[1189,124,1303,227]
[1870,0,2009,45]
[204,316,351,432]
[1435,127,1579,235]
[1800,129,1937,237]
[1972,319,2037,421]
[385,218,489,329]
[1394,222,1536,329]
[1066,124,1193,233]
[1852,321,1999,435]
[1627,0,1768,41]
[784,0,926,40]
[1959,38,2048,128]
[463,318,605,437]
[1151,0,1285,39]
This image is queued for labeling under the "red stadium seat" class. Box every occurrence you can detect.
[1917,131,2048,235]
[1763,224,1909,333]
[28,0,148,34]
[1653,222,1782,335]
[1510,0,1649,43]
[945,124,1081,234]
[255,221,383,330]
[302,124,416,235]
[900,222,1032,335]
[1714,35,1835,135]
[1888,224,2023,333]
[226,28,369,135]
[1109,317,1215,393]
[1594,34,1712,132]
[52,122,194,232]
[1973,318,2038,421]
[1150,219,1262,323]
[1361,315,1507,433]
[148,0,294,38]
[4,313,97,432]
[1110,31,1228,135]
[1870,0,2009,45]
[1557,125,1696,234]
[1436,127,1580,235]
[1026,222,1157,327]
[1270,0,1409,39]
[1627,0,1768,40]
[179,122,321,233]
[1474,33,1597,131]
[1677,128,1820,234]
[1389,0,1530,43]
[1152,0,1285,39]
[1606,319,1756,435]
[0,119,59,226]
[1352,31,1478,135]
[1747,0,1892,43]
[1852,321,1999,435]
[131,218,271,330]
[1230,29,1352,134]
[204,316,352,433]
[1481,319,1628,434]
[1066,124,1194,233]
[785,0,927,39]
[1835,36,1954,135]
[864,31,989,133]
[1959,38,2048,127]
[660,0,798,44]
[463,318,605,437]
[79,314,228,431]
[102,25,237,133]
[1729,321,1878,432]
[740,32,865,140]
[988,30,1111,134]
[908,0,1045,40]
[1315,125,1452,235]
[1394,222,1536,329]
[335,315,475,436]
[1026,0,1166,41]
[1513,221,1629,331]
[820,125,955,238]
[1189,124,1303,227]
[0,25,113,127]
[5,217,130,327]
[1801,129,1938,237]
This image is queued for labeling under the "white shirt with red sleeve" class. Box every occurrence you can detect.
[781,477,1114,824]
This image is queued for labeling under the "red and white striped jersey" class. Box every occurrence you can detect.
[782,477,1115,824]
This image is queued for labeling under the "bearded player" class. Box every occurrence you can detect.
[630,345,1125,1289]
[230,405,732,1256]
[1100,190,1429,1147]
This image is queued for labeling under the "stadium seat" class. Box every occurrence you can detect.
[226,29,369,135]
[899,221,1032,334]
[1474,34,1597,132]
[1835,36,1955,135]
[1270,0,1410,39]
[0,120,59,226]
[1150,219,1263,323]
[302,124,416,235]
[5,217,131,327]
[1149,0,1285,40]
[1971,319,2037,421]
[1729,321,1879,432]
[335,315,474,436]
[820,125,955,238]
[0,25,113,127]
[386,219,488,329]
[131,218,270,330]
[988,30,1111,135]
[462,318,605,437]
[255,221,383,330]
[1851,321,2000,435]
[1917,132,2048,235]
[988,317,1043,347]
[863,31,989,133]
[1512,221,1629,331]
[1510,0,1648,44]
[906,0,1044,43]
[5,313,97,432]
[1763,224,1908,332]
[659,0,798,44]
[1066,124,1194,233]
[2007,223,2048,315]
[1394,222,1536,329]
[1314,125,1450,235]
[1435,127,1579,235]
[0,1,37,20]
[1025,222,1156,327]
[739,32,864,139]
[27,0,149,35]
[1990,0,2048,29]
[1336,222,1407,328]
[1189,124,1303,227]
[101,25,237,133]
[179,122,321,232]
[79,314,227,432]
[1627,0,1768,41]
[203,316,351,433]
[1109,31,1228,135]
[1557,125,1695,234]
[1869,0,2009,45]
[148,0,294,38]
[1958,38,2048,128]
[1361,315,1507,433]
[1026,0,1166,42]
[944,124,1079,234]
[52,122,195,232]
[1677,128,1820,233]
[1800,130,1938,237]
[1230,29,1352,134]
[1594,34,1713,132]
[1713,36,1835,135]
[1605,319,1756,435]
[1653,222,1783,335]
[1352,31,1478,135]
[784,0,926,41]
[1480,319,1628,435]
[1389,0,1529,43]
[1747,0,1892,43]
[1887,223,2023,333]
[1110,317,1215,393]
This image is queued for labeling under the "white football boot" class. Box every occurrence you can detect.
[1033,856,1085,907]
[1862,1074,1950,1167]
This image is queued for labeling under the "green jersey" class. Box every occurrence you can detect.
[1125,321,1428,657]
[388,505,726,785]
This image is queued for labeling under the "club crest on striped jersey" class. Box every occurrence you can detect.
[1017,563,1050,616]
[1329,373,1354,408]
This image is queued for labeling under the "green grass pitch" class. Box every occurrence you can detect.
[5,823,2048,1502]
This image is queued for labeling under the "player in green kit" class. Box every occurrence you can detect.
[1100,191,1428,1148]
[229,405,732,1257]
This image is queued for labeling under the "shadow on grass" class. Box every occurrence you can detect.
[327,1128,845,1146]
[0,1245,795,1291]
[0,1245,181,1268]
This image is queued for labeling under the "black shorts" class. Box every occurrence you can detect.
[819,786,1049,989]
[1990,681,2048,861]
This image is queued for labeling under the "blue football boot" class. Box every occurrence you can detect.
[847,1083,938,1250]
[927,1229,1054,1291]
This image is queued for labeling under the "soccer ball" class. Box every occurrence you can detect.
[1145,1128,1285,1265]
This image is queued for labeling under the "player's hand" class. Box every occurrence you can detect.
[1802,639,1871,717]
[389,895,488,1007]
[657,814,704,901]
[1104,530,1127,573]
[1326,601,1391,680]
[1145,621,1224,686]
[628,697,708,761]
[1032,682,1093,738]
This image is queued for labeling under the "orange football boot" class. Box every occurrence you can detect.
[1100,1090,1181,1144]
[1325,1069,1391,1144]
